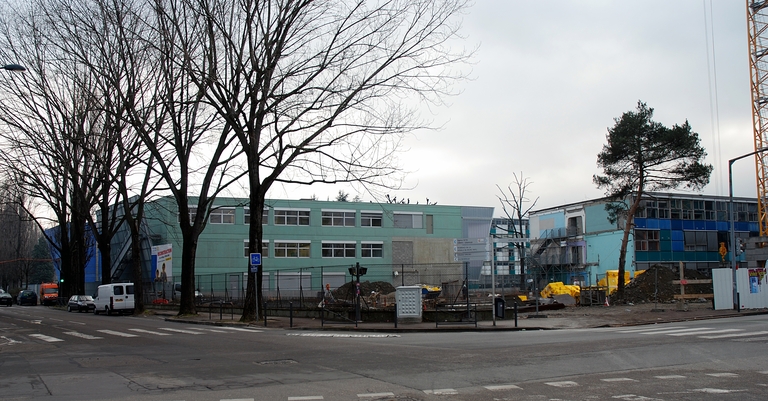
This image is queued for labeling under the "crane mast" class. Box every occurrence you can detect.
[747,0,768,235]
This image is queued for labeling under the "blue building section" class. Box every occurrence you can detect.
[45,225,101,294]
[529,192,757,285]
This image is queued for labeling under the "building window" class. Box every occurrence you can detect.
[244,241,269,257]
[209,207,235,224]
[244,207,269,225]
[321,242,355,258]
[274,242,310,258]
[321,211,355,227]
[393,212,422,229]
[635,230,659,251]
[361,212,383,227]
[178,206,198,223]
[274,209,310,226]
[361,242,383,258]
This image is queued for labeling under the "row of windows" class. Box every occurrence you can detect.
[184,207,423,228]
[243,241,383,258]
[635,199,758,222]
[634,229,749,253]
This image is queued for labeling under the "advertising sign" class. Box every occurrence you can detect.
[151,244,173,282]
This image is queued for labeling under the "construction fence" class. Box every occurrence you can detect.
[140,262,533,306]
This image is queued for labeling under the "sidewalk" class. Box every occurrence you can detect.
[155,302,768,332]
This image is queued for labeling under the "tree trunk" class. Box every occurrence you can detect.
[178,233,198,316]
[616,192,643,301]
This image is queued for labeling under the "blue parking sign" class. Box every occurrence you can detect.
[250,253,262,266]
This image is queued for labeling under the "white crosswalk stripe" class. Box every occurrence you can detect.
[159,327,204,335]
[129,328,172,336]
[63,331,103,340]
[217,326,263,333]
[97,329,139,337]
[699,330,768,339]
[640,327,715,335]
[187,327,228,333]
[29,334,64,342]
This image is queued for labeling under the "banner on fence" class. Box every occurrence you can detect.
[152,244,173,282]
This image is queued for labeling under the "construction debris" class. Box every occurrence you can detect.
[623,265,712,303]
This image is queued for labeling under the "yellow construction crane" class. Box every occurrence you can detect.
[747,1,768,235]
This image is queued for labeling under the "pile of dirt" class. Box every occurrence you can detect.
[331,281,396,302]
[622,265,712,303]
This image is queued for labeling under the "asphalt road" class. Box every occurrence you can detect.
[2,305,768,400]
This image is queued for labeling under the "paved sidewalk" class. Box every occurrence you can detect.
[156,303,768,332]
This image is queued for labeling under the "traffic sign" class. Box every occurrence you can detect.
[453,238,487,245]
[250,253,262,266]
[453,243,490,253]
[453,252,490,262]
[492,237,529,243]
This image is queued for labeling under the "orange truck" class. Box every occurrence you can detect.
[39,282,59,306]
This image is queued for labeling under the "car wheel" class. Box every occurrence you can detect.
[106,306,111,316]
[67,306,72,312]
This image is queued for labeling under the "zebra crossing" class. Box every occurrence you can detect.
[24,325,263,343]
[609,324,768,340]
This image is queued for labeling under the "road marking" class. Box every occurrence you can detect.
[217,327,264,333]
[641,327,714,335]
[0,335,21,345]
[221,399,254,401]
[357,392,395,398]
[602,378,637,382]
[484,384,522,390]
[68,321,86,325]
[187,327,228,333]
[63,331,103,340]
[159,327,204,335]
[700,330,768,339]
[612,395,663,400]
[97,330,138,337]
[655,375,686,379]
[29,334,63,342]
[706,372,739,378]
[691,388,746,393]
[545,381,579,387]
[287,396,323,400]
[48,318,63,322]
[286,333,400,338]
[128,328,172,336]
[423,389,458,395]
[617,326,685,333]
[668,329,742,336]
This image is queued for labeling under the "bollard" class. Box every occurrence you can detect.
[289,301,293,328]
[264,302,268,327]
[514,300,518,327]
[220,302,223,320]
[394,303,398,328]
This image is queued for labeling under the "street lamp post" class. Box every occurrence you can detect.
[728,147,768,312]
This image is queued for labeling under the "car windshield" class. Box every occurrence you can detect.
[43,288,57,294]
[80,296,93,301]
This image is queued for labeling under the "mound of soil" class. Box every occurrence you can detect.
[622,265,712,303]
[331,281,396,302]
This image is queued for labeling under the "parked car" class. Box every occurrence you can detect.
[0,289,12,306]
[67,295,95,312]
[17,290,38,306]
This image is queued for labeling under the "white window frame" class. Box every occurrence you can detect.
[274,209,310,226]
[178,206,198,223]
[361,242,383,258]
[274,241,311,258]
[321,210,356,227]
[393,212,423,229]
[361,211,383,227]
[209,206,235,224]
[243,240,269,258]
[321,241,356,258]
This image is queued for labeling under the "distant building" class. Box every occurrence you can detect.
[103,196,494,299]
[528,192,756,286]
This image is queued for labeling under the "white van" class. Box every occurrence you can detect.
[93,283,135,315]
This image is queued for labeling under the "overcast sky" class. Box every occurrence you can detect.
[273,1,755,215]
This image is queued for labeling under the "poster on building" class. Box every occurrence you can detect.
[748,268,766,294]
[151,244,173,282]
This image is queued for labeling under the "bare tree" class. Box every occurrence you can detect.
[496,172,538,291]
[178,0,472,321]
